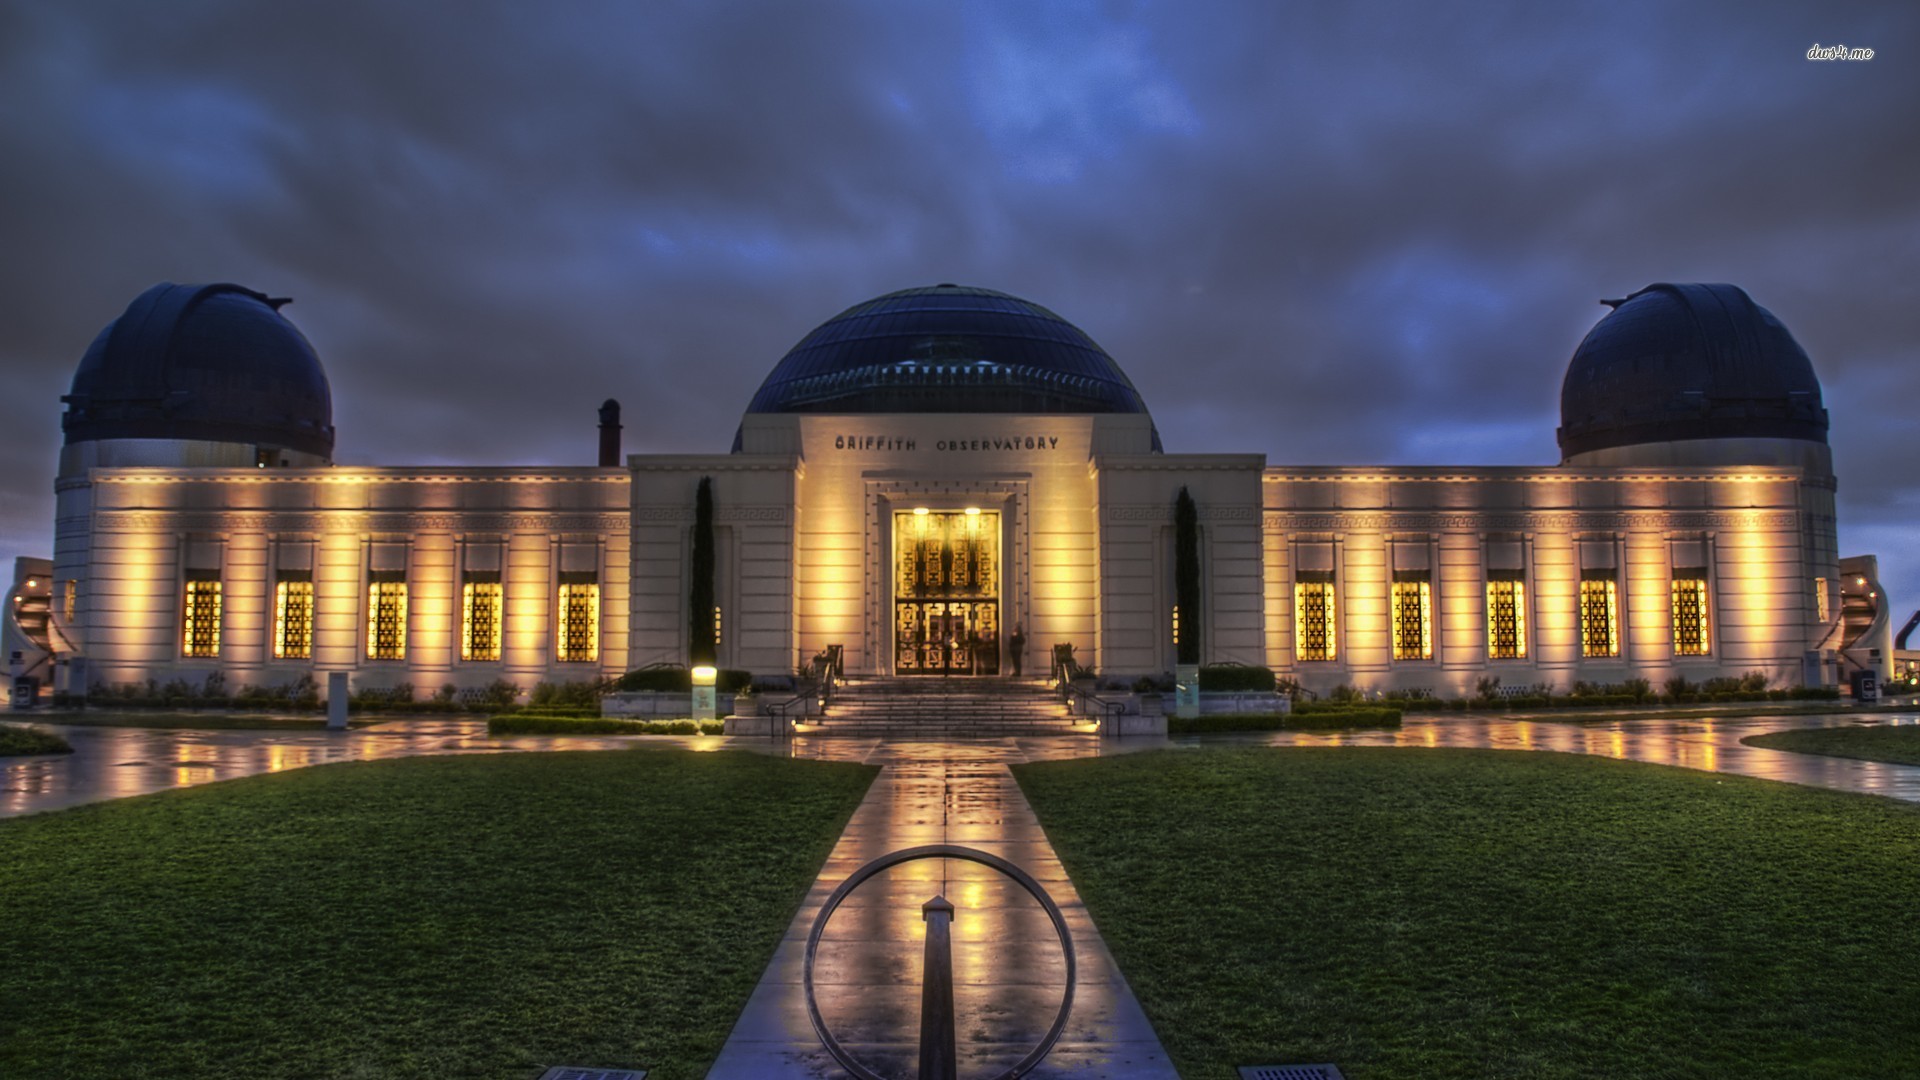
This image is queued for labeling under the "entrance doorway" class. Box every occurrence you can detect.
[894,509,1000,675]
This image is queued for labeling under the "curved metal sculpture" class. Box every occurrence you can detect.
[803,844,1077,1080]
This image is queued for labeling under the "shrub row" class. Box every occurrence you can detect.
[1197,665,1278,693]
[487,716,726,737]
[1167,707,1401,734]
[0,723,74,757]
[1281,707,1403,729]
[610,667,752,693]
[1400,686,1843,712]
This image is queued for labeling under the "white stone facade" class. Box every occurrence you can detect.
[36,410,1841,700]
[28,281,1853,702]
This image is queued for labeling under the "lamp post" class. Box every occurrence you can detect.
[691,664,717,730]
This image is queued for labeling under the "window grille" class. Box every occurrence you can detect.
[1391,576,1431,661]
[462,579,502,662]
[1672,573,1710,656]
[1580,576,1619,658]
[182,577,222,658]
[558,580,599,663]
[1486,578,1527,659]
[1295,579,1337,661]
[367,578,407,660]
[273,576,313,659]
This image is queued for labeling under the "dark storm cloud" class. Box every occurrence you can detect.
[2,0,1916,601]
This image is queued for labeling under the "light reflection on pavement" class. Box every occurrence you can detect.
[5,709,1920,819]
[0,715,726,818]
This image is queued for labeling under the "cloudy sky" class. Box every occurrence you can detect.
[2,1,1915,608]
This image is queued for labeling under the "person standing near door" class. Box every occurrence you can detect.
[1008,623,1026,678]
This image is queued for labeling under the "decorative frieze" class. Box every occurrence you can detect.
[1105,504,1260,522]
[1262,511,1799,531]
[717,506,790,522]
[96,512,630,533]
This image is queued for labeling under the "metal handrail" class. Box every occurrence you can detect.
[1058,679,1124,731]
[763,693,808,738]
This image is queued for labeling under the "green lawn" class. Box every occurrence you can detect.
[0,750,874,1079]
[1742,723,1920,766]
[0,722,72,756]
[1013,747,1920,1080]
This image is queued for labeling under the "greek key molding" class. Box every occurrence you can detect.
[630,505,786,523]
[1104,504,1260,523]
[95,511,629,533]
[631,506,694,522]
[1262,510,1799,532]
[717,506,789,523]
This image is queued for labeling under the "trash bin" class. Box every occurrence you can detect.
[10,677,39,709]
[1851,670,1881,703]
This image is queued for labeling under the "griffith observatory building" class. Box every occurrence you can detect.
[5,281,1887,703]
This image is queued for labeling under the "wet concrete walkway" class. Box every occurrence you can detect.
[11,709,1920,820]
[706,739,1179,1079]
[1191,710,1920,803]
[0,716,715,818]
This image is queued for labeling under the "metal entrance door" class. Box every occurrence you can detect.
[894,510,1000,675]
[895,600,1000,675]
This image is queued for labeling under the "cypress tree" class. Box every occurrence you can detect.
[690,476,716,665]
[1175,486,1200,665]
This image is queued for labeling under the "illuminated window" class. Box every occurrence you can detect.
[1171,604,1180,648]
[1295,578,1337,661]
[1486,577,1527,660]
[62,579,75,622]
[1814,577,1830,622]
[462,577,502,662]
[182,575,222,658]
[460,542,504,663]
[713,603,723,647]
[1391,576,1432,661]
[1580,576,1619,658]
[273,575,314,660]
[558,575,599,663]
[367,577,408,660]
[1672,572,1710,656]
[366,543,409,661]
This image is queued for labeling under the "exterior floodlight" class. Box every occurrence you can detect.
[691,665,718,726]
[914,506,930,516]
[26,579,38,588]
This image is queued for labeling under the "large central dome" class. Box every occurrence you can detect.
[744,285,1158,436]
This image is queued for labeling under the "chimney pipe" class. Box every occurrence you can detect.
[598,399,622,467]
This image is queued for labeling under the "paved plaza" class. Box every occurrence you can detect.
[9,710,1920,820]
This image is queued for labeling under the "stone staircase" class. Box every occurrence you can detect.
[803,676,1091,736]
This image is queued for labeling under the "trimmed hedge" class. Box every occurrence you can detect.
[1401,686,1844,712]
[1198,665,1277,692]
[1168,708,1401,734]
[1280,707,1402,730]
[487,716,726,736]
[0,724,73,756]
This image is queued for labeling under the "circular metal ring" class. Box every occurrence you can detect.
[803,843,1077,1080]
